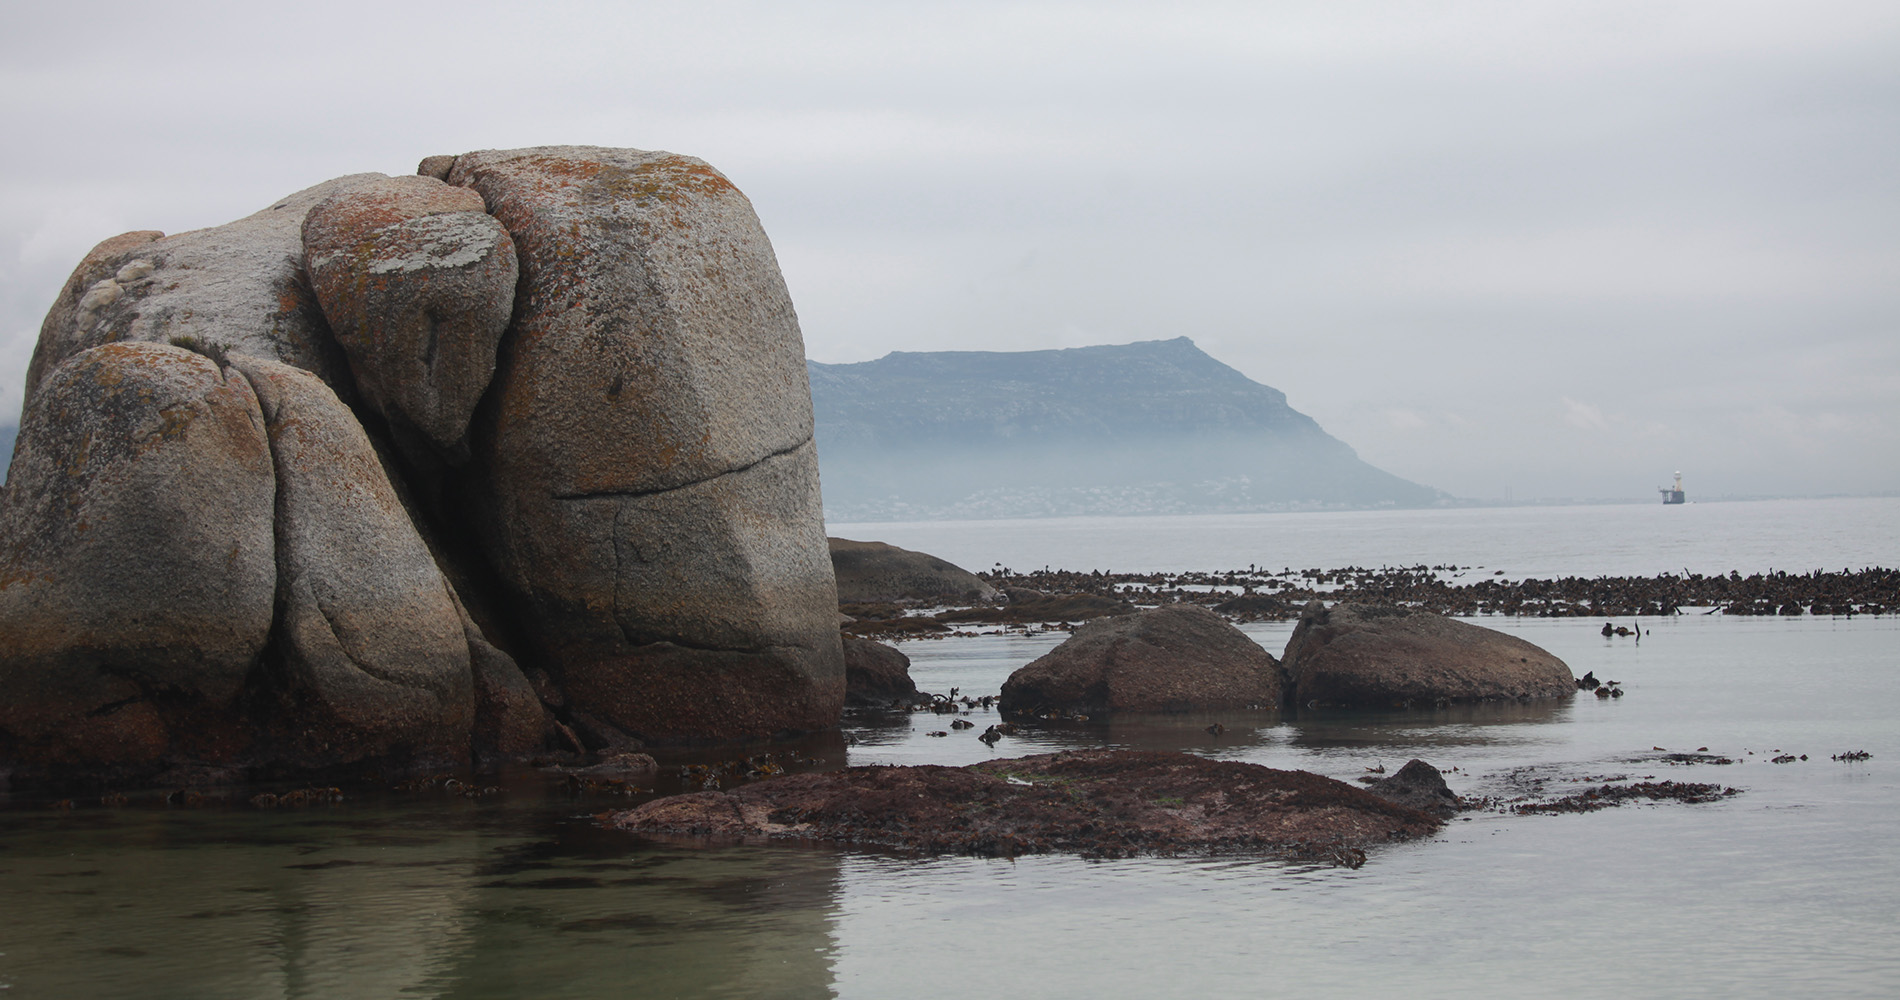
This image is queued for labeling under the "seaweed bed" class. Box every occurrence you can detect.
[609,749,1441,862]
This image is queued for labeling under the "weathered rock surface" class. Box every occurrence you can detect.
[231,356,474,765]
[1364,759,1461,818]
[3,145,851,785]
[611,749,1441,858]
[1281,601,1575,707]
[828,537,999,604]
[0,342,277,766]
[447,145,841,742]
[841,634,919,706]
[1000,604,1283,714]
[302,175,516,457]
[25,174,385,404]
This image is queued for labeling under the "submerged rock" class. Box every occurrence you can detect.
[611,749,1441,858]
[828,537,999,604]
[1001,604,1284,715]
[1281,601,1575,707]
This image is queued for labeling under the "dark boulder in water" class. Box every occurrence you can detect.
[1000,604,1284,715]
[841,635,920,707]
[828,537,998,604]
[1364,759,1461,818]
[1281,600,1575,708]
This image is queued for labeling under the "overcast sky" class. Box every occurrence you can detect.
[3,0,1895,500]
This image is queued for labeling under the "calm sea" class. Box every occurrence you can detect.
[2,498,1896,998]
[829,495,1900,579]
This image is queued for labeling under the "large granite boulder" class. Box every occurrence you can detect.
[231,356,475,765]
[1281,601,1575,707]
[0,342,277,766]
[301,175,517,459]
[444,146,843,742]
[828,538,999,604]
[1000,604,1283,715]
[24,175,384,404]
[2,144,849,786]
[841,635,920,706]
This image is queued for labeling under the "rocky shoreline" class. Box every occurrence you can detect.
[963,565,1899,619]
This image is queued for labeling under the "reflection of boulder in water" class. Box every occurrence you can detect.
[0,817,485,997]
[1283,697,1571,752]
[1,807,844,998]
[443,844,840,997]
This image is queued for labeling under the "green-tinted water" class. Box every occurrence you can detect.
[4,614,1897,998]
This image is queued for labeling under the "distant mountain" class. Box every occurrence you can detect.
[0,422,14,481]
[809,337,1443,521]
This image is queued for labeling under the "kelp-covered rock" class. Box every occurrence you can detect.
[1281,601,1575,707]
[1001,604,1283,715]
[938,591,1135,624]
[613,749,1441,858]
[1364,759,1462,818]
[0,342,277,766]
[446,146,842,742]
[302,175,516,458]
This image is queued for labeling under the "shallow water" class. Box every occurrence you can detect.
[5,499,1899,998]
[830,495,1900,578]
[4,614,1896,998]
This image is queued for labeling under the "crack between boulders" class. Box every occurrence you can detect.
[550,435,811,502]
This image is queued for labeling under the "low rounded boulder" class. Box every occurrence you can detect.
[1000,604,1283,715]
[1280,601,1575,707]
[829,538,999,604]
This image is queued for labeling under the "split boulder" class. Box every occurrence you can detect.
[842,635,920,706]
